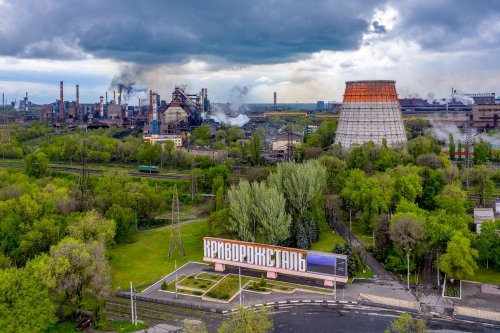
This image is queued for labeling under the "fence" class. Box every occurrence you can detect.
[359,293,420,312]
[454,305,500,324]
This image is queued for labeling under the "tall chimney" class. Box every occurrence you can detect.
[99,96,104,120]
[25,92,28,112]
[118,87,122,105]
[152,92,158,135]
[76,84,80,119]
[113,90,116,104]
[273,91,277,110]
[105,91,108,105]
[60,81,64,120]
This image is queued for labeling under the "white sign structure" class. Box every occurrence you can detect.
[203,237,348,286]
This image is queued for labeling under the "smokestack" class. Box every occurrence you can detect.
[273,91,277,110]
[99,96,104,120]
[118,87,122,105]
[60,81,64,120]
[25,92,28,112]
[105,91,108,105]
[113,91,116,104]
[152,92,158,135]
[76,84,80,119]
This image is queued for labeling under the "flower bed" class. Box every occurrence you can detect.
[177,274,215,290]
[196,272,224,282]
[443,279,461,298]
[204,274,250,301]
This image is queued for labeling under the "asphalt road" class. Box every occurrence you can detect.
[271,305,499,333]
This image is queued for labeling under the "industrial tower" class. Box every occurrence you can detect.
[335,80,407,149]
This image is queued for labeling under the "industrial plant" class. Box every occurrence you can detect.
[335,80,407,149]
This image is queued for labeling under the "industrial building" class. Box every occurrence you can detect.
[335,80,407,149]
[472,103,499,131]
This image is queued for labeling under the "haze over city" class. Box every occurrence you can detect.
[0,0,499,104]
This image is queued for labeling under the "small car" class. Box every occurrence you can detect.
[75,318,92,331]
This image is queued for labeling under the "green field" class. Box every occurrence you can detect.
[109,218,347,291]
[310,219,345,252]
[109,220,209,290]
[469,266,500,285]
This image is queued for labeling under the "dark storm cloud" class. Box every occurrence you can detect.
[0,0,384,64]
[389,0,500,51]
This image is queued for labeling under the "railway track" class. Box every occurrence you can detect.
[0,163,190,180]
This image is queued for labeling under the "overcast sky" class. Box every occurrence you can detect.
[0,0,499,104]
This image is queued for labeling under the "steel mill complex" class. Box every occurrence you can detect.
[335,80,407,149]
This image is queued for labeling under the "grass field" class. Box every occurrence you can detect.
[310,219,345,252]
[109,220,208,290]
[469,265,500,285]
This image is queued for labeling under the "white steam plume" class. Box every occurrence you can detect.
[426,120,500,148]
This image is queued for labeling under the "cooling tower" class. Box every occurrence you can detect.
[335,80,407,149]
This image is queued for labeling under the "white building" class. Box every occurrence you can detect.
[473,207,495,233]
[144,134,183,148]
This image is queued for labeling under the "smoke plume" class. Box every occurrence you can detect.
[427,120,500,148]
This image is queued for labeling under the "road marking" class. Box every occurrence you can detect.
[278,301,287,304]
[266,302,275,306]
[303,300,311,303]
[339,301,348,304]
[290,300,299,303]
[254,303,263,307]
[314,300,323,303]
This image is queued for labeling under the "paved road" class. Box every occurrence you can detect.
[272,305,499,333]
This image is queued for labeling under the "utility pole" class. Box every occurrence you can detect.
[130,281,135,325]
[168,185,185,257]
[174,259,178,299]
[239,266,242,307]
[334,261,337,300]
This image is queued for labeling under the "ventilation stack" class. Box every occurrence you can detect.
[152,92,158,135]
[99,96,104,120]
[273,91,277,110]
[25,92,28,112]
[76,84,80,119]
[60,81,64,119]
[335,80,407,149]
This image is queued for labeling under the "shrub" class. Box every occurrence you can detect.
[199,284,207,289]
[193,291,203,296]
[161,281,169,290]
[188,275,195,279]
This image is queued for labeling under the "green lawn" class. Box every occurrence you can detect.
[469,266,500,285]
[351,222,373,248]
[310,219,345,252]
[109,220,208,290]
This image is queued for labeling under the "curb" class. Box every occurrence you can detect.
[225,299,359,313]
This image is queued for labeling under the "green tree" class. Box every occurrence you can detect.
[473,139,491,165]
[105,204,135,243]
[192,125,211,145]
[252,182,291,245]
[390,213,426,289]
[385,313,427,333]
[30,237,111,316]
[0,267,56,333]
[227,180,255,241]
[248,132,262,166]
[24,152,50,178]
[407,135,440,158]
[439,233,478,280]
[448,133,455,160]
[218,307,273,333]
[269,160,326,247]
[67,210,116,246]
[341,169,390,231]
[464,166,494,206]
[135,142,161,166]
[474,220,500,269]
